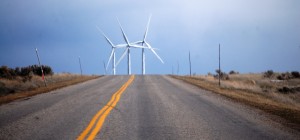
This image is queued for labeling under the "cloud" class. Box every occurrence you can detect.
[1,0,299,74]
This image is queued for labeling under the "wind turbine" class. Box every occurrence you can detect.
[96,26,126,75]
[133,15,164,75]
[115,18,148,75]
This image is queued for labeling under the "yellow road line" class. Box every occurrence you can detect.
[77,75,135,140]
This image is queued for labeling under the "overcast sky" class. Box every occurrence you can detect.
[1,0,299,75]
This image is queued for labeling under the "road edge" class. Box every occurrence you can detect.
[170,75,300,132]
[0,75,101,105]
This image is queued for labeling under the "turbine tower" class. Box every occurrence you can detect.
[134,15,164,75]
[118,18,131,75]
[116,18,147,75]
[96,26,125,75]
[141,15,151,75]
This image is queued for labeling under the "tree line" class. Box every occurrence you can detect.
[0,65,53,80]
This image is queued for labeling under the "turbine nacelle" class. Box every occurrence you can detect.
[131,41,160,50]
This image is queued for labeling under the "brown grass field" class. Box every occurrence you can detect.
[171,74,300,131]
[0,73,100,105]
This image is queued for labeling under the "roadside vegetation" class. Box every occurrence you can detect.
[171,70,300,131]
[0,65,100,105]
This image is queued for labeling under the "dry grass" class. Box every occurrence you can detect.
[0,73,100,105]
[171,74,300,131]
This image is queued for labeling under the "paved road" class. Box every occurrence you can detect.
[0,75,298,139]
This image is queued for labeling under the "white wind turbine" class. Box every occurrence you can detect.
[115,18,148,75]
[132,15,164,75]
[96,26,126,75]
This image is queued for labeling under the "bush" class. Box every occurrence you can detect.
[22,71,34,82]
[214,69,229,80]
[291,71,300,78]
[229,70,239,75]
[0,66,14,80]
[0,65,53,80]
[276,71,299,80]
[20,66,32,77]
[42,65,53,76]
[263,70,274,78]
[277,72,292,80]
[14,67,21,76]
[278,86,300,94]
[20,65,53,76]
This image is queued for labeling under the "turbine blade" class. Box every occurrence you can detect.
[145,42,164,63]
[106,48,115,70]
[96,26,114,48]
[130,44,148,49]
[117,18,130,45]
[115,44,128,48]
[143,14,152,42]
[132,41,143,45]
[151,48,159,50]
[116,47,128,66]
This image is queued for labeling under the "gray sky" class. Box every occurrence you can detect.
[0,0,299,75]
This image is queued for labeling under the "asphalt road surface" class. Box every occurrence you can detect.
[0,75,298,140]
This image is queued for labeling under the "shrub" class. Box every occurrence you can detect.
[291,71,300,78]
[20,66,32,77]
[277,86,300,94]
[214,69,229,80]
[277,72,292,80]
[14,67,21,76]
[276,71,299,80]
[229,70,239,75]
[0,66,13,79]
[0,65,53,80]
[42,65,54,76]
[263,70,274,78]
[22,71,34,82]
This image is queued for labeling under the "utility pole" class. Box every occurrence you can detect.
[78,56,82,76]
[35,48,47,87]
[172,65,174,75]
[218,44,221,87]
[189,51,192,77]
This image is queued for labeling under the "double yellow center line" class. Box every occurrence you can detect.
[77,75,135,140]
